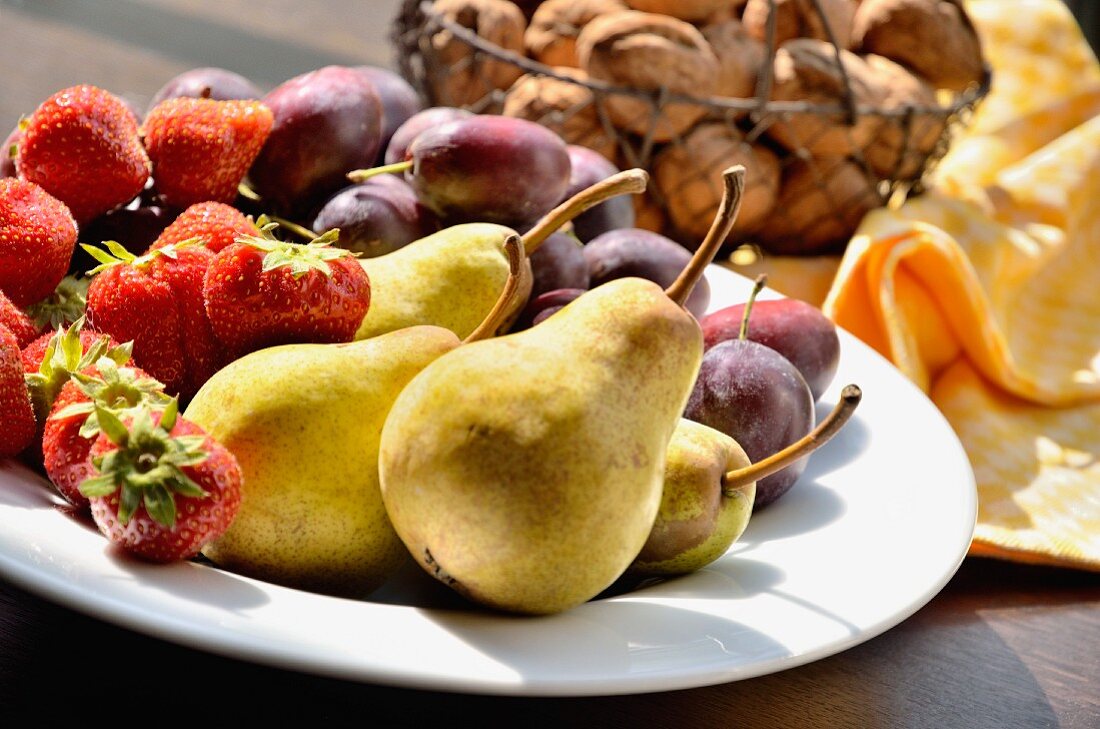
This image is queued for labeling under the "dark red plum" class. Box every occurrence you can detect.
[249,65,384,216]
[353,66,424,164]
[529,232,589,299]
[563,146,634,242]
[1,126,20,178]
[583,228,710,319]
[407,115,572,228]
[73,204,175,274]
[702,298,840,401]
[684,339,815,510]
[146,67,264,114]
[514,288,587,330]
[311,175,440,258]
[384,106,473,166]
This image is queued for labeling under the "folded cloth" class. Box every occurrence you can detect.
[820,0,1100,570]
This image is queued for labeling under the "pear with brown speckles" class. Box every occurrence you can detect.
[378,167,747,615]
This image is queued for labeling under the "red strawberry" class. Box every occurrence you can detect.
[23,317,131,458]
[17,85,150,225]
[0,324,35,457]
[0,290,38,347]
[80,401,242,563]
[0,178,78,307]
[203,220,369,357]
[148,201,258,253]
[43,358,169,508]
[84,241,221,400]
[142,97,274,209]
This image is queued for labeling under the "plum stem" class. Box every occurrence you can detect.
[464,234,525,344]
[346,160,413,183]
[665,165,745,308]
[268,215,318,241]
[739,274,768,341]
[521,169,649,256]
[722,384,863,494]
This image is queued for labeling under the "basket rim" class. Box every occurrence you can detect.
[396,0,992,121]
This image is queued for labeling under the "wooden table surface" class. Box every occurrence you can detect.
[1,2,1098,725]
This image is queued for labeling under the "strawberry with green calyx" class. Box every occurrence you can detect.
[84,239,222,400]
[0,177,78,308]
[17,85,150,226]
[147,201,259,253]
[0,323,35,457]
[0,290,38,347]
[80,400,242,562]
[142,97,274,209]
[23,316,131,436]
[203,218,370,357]
[25,275,89,335]
[43,356,170,508]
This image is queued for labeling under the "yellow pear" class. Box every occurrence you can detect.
[378,167,747,615]
[353,169,648,341]
[184,237,527,597]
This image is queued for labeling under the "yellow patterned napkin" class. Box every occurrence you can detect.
[817,0,1100,570]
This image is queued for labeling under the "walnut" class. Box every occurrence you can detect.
[525,0,627,68]
[501,69,619,160]
[753,156,883,255]
[576,10,719,142]
[632,190,669,234]
[426,0,528,108]
[861,53,945,179]
[623,0,735,23]
[852,0,984,91]
[742,0,858,49]
[701,19,766,100]
[653,123,780,240]
[763,38,888,158]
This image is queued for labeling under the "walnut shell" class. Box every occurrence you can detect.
[525,0,627,68]
[742,0,858,49]
[576,10,719,142]
[753,156,883,254]
[764,38,888,157]
[862,53,946,179]
[701,20,766,100]
[632,190,669,234]
[654,123,780,239]
[852,0,984,91]
[501,69,619,160]
[426,0,528,108]
[623,0,733,23]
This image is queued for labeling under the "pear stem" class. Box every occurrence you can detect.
[721,384,863,495]
[739,274,768,341]
[346,160,414,183]
[665,165,745,308]
[463,234,525,344]
[521,169,649,256]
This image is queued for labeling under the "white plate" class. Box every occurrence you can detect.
[0,265,976,697]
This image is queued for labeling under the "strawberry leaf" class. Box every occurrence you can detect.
[143,485,176,527]
[77,472,118,498]
[96,406,129,446]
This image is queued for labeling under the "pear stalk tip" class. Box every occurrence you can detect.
[665,165,746,308]
[521,168,649,256]
[721,383,862,494]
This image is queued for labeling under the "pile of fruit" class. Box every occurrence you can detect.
[395,0,988,254]
[1,61,859,615]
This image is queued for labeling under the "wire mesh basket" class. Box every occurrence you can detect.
[391,0,990,256]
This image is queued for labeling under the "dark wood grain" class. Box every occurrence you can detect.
[0,2,1097,726]
[1,558,1097,726]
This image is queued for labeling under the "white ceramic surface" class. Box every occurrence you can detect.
[0,265,977,697]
